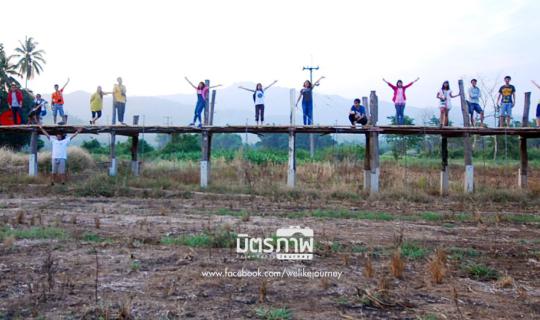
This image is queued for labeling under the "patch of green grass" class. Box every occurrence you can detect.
[214,208,250,218]
[506,214,540,223]
[420,211,443,222]
[255,307,292,320]
[81,232,111,243]
[452,213,472,222]
[161,228,237,248]
[463,262,498,281]
[449,247,480,260]
[352,245,368,253]
[442,223,456,229]
[0,226,69,241]
[130,260,141,272]
[400,242,429,260]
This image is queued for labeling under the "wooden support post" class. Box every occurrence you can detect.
[203,79,210,125]
[209,89,216,125]
[200,130,212,188]
[368,91,379,194]
[459,80,473,193]
[440,136,449,196]
[29,130,38,176]
[109,131,117,176]
[131,116,140,176]
[288,89,296,187]
[519,92,531,188]
[363,133,371,191]
[309,134,315,158]
[288,130,296,188]
[362,96,370,123]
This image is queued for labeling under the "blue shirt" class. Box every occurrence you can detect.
[350,105,366,117]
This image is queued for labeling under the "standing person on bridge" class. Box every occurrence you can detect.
[238,80,278,125]
[349,98,368,127]
[532,80,540,126]
[113,77,127,125]
[38,125,82,185]
[296,76,325,125]
[90,86,112,124]
[382,77,419,125]
[7,83,24,124]
[51,78,70,124]
[467,79,484,127]
[497,76,516,128]
[437,81,460,127]
[185,77,222,127]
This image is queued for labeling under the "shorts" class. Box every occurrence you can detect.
[468,102,483,115]
[52,158,66,174]
[52,104,65,117]
[536,104,540,119]
[500,103,512,117]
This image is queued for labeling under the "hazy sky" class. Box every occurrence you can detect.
[3,0,540,109]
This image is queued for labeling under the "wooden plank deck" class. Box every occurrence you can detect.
[1,124,540,137]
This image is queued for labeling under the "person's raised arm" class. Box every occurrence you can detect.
[184,77,197,89]
[70,128,83,140]
[264,80,278,91]
[62,78,70,91]
[383,78,396,89]
[532,80,540,90]
[38,125,50,140]
[404,77,420,88]
[238,86,255,92]
[312,76,325,88]
[209,84,222,89]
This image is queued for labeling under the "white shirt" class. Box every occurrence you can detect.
[51,137,71,159]
[11,92,20,107]
[254,90,264,105]
[395,88,405,104]
[438,89,453,109]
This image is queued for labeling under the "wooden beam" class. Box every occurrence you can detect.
[440,136,449,196]
[363,133,371,191]
[29,130,38,176]
[459,80,474,193]
[200,130,212,188]
[362,96,370,123]
[209,89,217,125]
[519,92,531,188]
[131,135,139,176]
[109,131,117,176]
[203,79,210,125]
[368,91,380,194]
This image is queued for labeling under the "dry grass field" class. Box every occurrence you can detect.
[1,148,539,319]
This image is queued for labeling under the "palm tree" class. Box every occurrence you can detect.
[0,44,21,91]
[11,36,46,88]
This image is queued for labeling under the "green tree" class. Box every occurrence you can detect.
[0,43,21,91]
[11,36,46,88]
[255,133,336,150]
[161,134,200,153]
[385,115,423,159]
[212,133,242,150]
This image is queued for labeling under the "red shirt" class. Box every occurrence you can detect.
[7,89,23,106]
[52,88,65,105]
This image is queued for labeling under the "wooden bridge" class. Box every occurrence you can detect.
[0,80,536,195]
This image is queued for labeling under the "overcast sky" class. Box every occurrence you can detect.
[2,0,539,109]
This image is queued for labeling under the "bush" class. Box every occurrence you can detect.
[38,147,95,173]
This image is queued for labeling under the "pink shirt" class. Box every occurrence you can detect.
[395,88,406,104]
[197,87,209,101]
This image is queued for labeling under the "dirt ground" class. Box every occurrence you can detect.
[1,189,540,319]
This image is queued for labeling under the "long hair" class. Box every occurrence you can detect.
[197,82,206,90]
[441,81,450,90]
[396,80,403,87]
[303,80,312,89]
[256,83,263,91]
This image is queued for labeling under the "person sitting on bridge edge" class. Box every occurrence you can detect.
[467,79,484,127]
[51,78,70,124]
[185,77,222,128]
[437,81,460,127]
[90,86,112,125]
[296,76,325,125]
[532,80,540,127]
[38,125,82,185]
[349,98,368,127]
[7,83,24,124]
[497,76,516,128]
[238,80,278,126]
[383,77,419,125]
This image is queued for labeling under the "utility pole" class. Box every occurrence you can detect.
[303,65,319,158]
